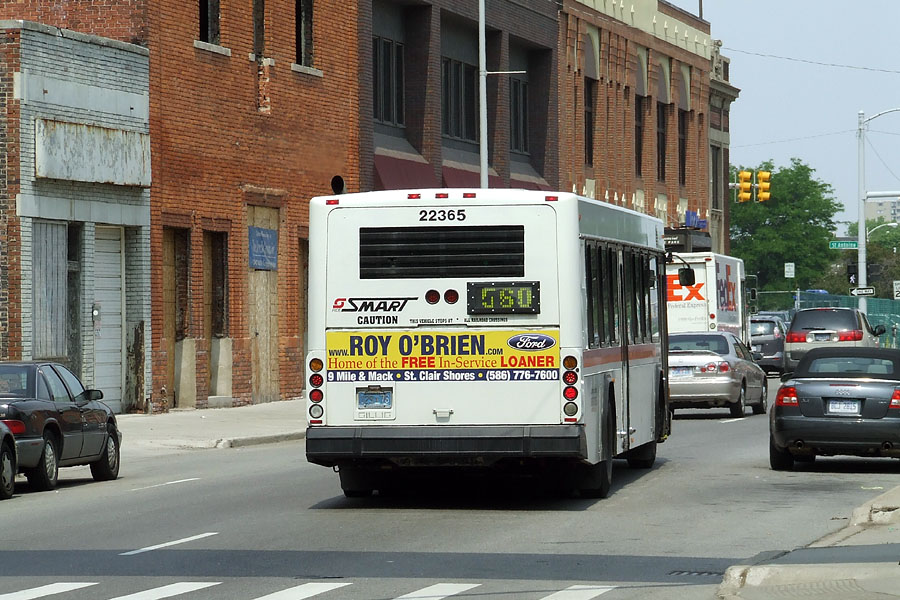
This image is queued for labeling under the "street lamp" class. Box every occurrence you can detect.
[857,108,900,312]
[866,221,899,239]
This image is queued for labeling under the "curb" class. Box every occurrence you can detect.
[214,431,306,448]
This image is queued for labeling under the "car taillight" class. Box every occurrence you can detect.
[776,386,799,406]
[718,362,730,373]
[1,419,25,434]
[774,329,782,339]
[890,389,900,410]
[786,332,807,343]
[700,361,728,373]
[838,330,863,342]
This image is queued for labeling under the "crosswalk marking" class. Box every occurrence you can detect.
[394,583,481,599]
[108,582,221,600]
[252,583,352,599]
[539,584,616,600]
[0,583,98,600]
[0,581,619,599]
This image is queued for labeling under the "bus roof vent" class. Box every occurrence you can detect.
[359,225,525,279]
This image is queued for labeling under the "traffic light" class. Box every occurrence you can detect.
[847,262,858,284]
[738,170,753,202]
[757,171,772,201]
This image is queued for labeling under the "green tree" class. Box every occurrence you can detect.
[729,158,842,305]
[845,219,900,296]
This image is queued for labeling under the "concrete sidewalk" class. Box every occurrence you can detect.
[716,485,900,599]
[115,401,900,598]
[116,398,307,452]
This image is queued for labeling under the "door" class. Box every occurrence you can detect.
[95,227,125,413]
[248,207,280,403]
[39,366,83,460]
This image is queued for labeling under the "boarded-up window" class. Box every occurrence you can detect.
[34,222,68,358]
[203,231,228,339]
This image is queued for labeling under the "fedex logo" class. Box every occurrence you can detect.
[667,274,705,301]
[716,264,737,312]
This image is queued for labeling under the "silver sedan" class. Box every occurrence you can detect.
[668,332,768,417]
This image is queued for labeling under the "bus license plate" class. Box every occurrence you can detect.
[358,389,392,410]
[828,399,859,415]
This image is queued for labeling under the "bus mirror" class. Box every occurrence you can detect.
[677,267,695,287]
[331,175,347,195]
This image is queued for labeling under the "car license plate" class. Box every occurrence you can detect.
[828,399,860,415]
[357,389,392,409]
[670,367,693,378]
[815,333,831,342]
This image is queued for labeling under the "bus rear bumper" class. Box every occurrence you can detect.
[305,425,587,468]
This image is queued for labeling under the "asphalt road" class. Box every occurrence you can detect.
[1,397,898,600]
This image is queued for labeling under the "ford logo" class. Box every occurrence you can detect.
[507,333,556,351]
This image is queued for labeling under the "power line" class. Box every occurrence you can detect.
[731,129,853,149]
[866,138,900,184]
[724,47,900,75]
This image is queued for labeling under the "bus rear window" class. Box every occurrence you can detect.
[359,225,525,279]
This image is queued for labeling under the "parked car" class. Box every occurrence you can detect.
[0,362,120,491]
[770,347,900,470]
[784,307,886,372]
[668,331,768,417]
[0,420,16,500]
[751,316,787,374]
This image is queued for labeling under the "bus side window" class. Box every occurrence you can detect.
[590,244,602,348]
[594,244,606,345]
[609,248,620,345]
[584,242,600,349]
[600,245,611,346]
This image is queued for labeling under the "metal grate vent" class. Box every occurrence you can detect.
[359,225,525,279]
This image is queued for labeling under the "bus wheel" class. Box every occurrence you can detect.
[339,466,374,498]
[579,409,614,498]
[626,440,657,469]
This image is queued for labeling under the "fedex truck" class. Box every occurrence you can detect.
[665,252,750,344]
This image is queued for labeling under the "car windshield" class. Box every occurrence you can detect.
[669,335,729,355]
[803,356,897,378]
[790,309,858,331]
[751,321,776,335]
[0,365,31,397]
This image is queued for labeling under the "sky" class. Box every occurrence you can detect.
[667,0,900,233]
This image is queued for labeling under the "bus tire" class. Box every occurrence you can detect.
[626,440,657,469]
[339,466,374,498]
[579,406,614,498]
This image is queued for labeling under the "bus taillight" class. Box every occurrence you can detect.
[563,355,578,369]
[462,192,476,198]
[309,358,323,372]
[435,192,449,198]
[563,386,578,400]
[310,389,324,402]
[563,402,578,416]
[309,373,324,387]
[563,371,578,385]
[309,404,324,419]
[425,289,440,304]
[444,289,459,304]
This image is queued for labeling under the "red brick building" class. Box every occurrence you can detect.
[2,1,359,410]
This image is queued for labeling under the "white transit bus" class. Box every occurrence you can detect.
[305,188,671,498]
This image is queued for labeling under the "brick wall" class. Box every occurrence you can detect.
[0,1,149,45]
[0,28,20,360]
[146,0,359,405]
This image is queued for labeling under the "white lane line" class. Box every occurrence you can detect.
[394,584,480,599]
[119,532,219,556]
[252,582,352,599]
[539,584,617,600]
[108,582,220,600]
[131,478,200,491]
[0,583,97,599]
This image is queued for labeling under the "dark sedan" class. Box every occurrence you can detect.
[0,420,15,499]
[770,347,900,470]
[0,362,121,490]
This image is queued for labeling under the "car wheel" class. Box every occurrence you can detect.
[752,379,768,415]
[730,384,746,417]
[90,424,120,481]
[769,435,794,471]
[25,432,59,491]
[0,441,15,500]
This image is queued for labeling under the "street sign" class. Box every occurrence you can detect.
[850,287,875,297]
[894,280,900,300]
[784,262,795,278]
[829,240,858,250]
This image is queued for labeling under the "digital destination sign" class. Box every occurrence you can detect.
[466,281,540,314]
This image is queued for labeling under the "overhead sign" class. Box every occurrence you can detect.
[829,240,858,250]
[850,287,875,297]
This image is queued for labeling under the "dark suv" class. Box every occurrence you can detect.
[750,316,787,374]
[784,307,886,371]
